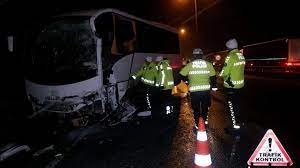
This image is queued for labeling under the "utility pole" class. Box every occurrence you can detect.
[182,0,221,25]
[194,0,198,32]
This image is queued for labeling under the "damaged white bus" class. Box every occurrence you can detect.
[24,9,181,126]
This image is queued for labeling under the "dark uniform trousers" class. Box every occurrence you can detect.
[151,89,172,119]
[137,83,156,111]
[224,88,243,126]
[190,91,211,125]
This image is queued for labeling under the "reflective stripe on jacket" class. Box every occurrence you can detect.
[157,60,174,90]
[179,59,216,92]
[131,62,157,86]
[220,49,245,89]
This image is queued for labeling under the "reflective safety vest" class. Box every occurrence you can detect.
[156,60,174,90]
[131,62,157,86]
[179,59,216,92]
[220,49,245,89]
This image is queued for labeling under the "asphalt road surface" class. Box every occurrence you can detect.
[55,74,299,168]
[1,74,299,168]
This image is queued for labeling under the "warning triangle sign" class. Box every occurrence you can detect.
[247,129,293,166]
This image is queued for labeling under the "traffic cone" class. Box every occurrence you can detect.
[194,117,212,168]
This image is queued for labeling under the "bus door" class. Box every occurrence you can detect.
[111,14,136,103]
[95,13,136,110]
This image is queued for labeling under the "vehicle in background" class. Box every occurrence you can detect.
[23,9,181,129]
[243,38,300,74]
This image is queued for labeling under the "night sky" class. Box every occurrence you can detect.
[1,0,299,52]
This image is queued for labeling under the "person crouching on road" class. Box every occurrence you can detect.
[175,48,217,131]
[131,56,158,116]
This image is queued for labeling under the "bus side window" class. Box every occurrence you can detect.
[135,22,179,54]
[114,15,136,55]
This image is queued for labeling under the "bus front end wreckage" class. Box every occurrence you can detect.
[24,9,181,129]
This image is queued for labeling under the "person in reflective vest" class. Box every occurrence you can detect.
[219,38,245,130]
[156,56,174,89]
[151,56,175,118]
[131,56,158,115]
[131,57,157,87]
[176,48,217,131]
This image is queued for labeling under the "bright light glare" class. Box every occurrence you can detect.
[286,62,293,66]
[177,0,186,3]
[180,28,186,34]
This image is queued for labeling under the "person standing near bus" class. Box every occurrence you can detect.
[219,38,245,131]
[155,56,175,117]
[131,56,158,116]
[156,56,174,90]
[176,48,217,132]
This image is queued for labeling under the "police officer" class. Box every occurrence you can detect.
[219,38,245,130]
[131,56,158,115]
[156,56,174,90]
[155,56,175,116]
[177,48,217,130]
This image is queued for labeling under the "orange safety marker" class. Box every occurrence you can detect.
[194,117,212,168]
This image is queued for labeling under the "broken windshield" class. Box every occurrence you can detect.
[26,17,97,85]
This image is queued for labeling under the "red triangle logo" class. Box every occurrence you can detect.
[247,129,293,166]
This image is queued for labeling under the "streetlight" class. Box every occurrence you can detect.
[177,0,198,32]
[180,28,186,35]
[181,0,220,32]
[178,27,186,61]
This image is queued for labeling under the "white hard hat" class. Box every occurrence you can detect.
[226,38,238,49]
[145,56,152,62]
[155,56,163,62]
[192,48,203,55]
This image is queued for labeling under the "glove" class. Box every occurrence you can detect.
[159,85,164,89]
[226,77,235,87]
[154,83,163,89]
[130,75,137,80]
